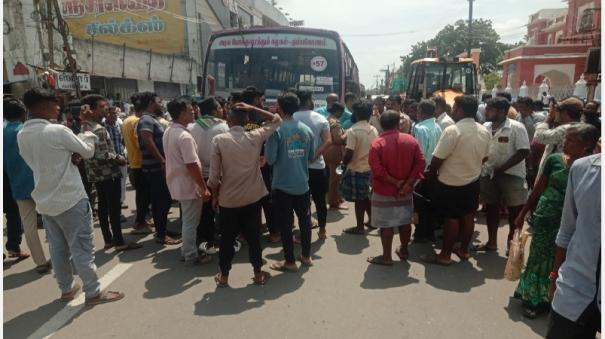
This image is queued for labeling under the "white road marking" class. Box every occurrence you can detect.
[27,263,132,339]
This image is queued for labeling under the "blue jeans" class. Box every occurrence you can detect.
[180,199,203,262]
[42,199,101,299]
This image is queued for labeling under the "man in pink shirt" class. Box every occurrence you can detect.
[367,110,425,265]
[163,98,212,266]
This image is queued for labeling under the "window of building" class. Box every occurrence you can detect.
[577,4,595,33]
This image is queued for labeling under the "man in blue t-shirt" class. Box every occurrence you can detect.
[266,92,315,271]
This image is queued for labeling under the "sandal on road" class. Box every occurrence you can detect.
[453,247,471,260]
[85,290,125,306]
[343,227,365,235]
[115,242,143,251]
[270,261,298,272]
[299,256,314,267]
[60,283,81,301]
[8,250,30,260]
[470,244,497,252]
[395,247,409,261]
[252,271,271,285]
[420,254,452,266]
[367,255,393,266]
[214,273,229,288]
[155,236,182,245]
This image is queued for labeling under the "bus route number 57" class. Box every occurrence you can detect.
[310,56,328,72]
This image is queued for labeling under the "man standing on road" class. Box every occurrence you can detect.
[189,98,229,251]
[421,95,490,265]
[317,93,339,118]
[433,96,455,130]
[4,98,50,272]
[81,95,141,252]
[163,98,213,266]
[105,106,128,211]
[122,94,154,234]
[411,99,442,243]
[386,94,411,134]
[294,90,332,239]
[547,152,601,339]
[137,92,181,246]
[266,93,315,271]
[209,102,282,287]
[473,97,530,254]
[341,92,356,129]
[18,88,124,305]
[369,96,386,134]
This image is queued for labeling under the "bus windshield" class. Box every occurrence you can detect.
[425,62,475,95]
[206,32,341,101]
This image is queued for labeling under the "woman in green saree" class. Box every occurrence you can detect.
[513,123,600,319]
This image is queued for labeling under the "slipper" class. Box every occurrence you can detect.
[155,236,182,245]
[470,244,498,252]
[311,223,320,230]
[453,248,471,260]
[103,243,114,250]
[395,248,408,261]
[270,262,298,272]
[317,231,327,240]
[60,283,81,301]
[131,225,153,235]
[420,254,452,266]
[364,222,377,230]
[367,255,394,266]
[268,234,281,244]
[8,250,30,259]
[214,273,229,288]
[115,242,143,251]
[85,290,125,306]
[343,227,365,235]
[329,205,349,210]
[299,256,314,267]
[252,271,271,285]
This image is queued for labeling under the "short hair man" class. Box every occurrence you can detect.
[294,90,332,239]
[4,98,49,272]
[163,97,213,266]
[137,92,181,245]
[411,99,443,242]
[422,95,491,265]
[188,97,230,253]
[105,105,128,209]
[369,96,386,133]
[18,88,124,305]
[473,97,530,254]
[340,99,379,235]
[266,93,315,271]
[516,96,546,141]
[210,102,282,286]
[386,94,412,134]
[367,110,425,265]
[582,101,600,132]
[432,96,455,130]
[81,94,140,252]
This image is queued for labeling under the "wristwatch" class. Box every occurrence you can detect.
[548,271,558,281]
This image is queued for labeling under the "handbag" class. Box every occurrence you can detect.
[504,229,530,281]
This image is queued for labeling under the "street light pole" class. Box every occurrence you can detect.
[467,0,474,58]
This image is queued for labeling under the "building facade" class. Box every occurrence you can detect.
[3,0,289,100]
[500,0,600,94]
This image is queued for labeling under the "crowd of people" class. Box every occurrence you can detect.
[3,82,601,336]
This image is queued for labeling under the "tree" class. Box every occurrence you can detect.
[400,19,524,77]
[482,71,502,91]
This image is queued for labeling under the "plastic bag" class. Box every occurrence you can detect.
[504,229,530,281]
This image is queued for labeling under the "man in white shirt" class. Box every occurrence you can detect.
[294,90,332,238]
[421,95,491,265]
[433,96,455,130]
[474,97,530,254]
[18,88,124,305]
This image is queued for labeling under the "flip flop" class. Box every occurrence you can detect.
[395,248,409,261]
[85,290,125,306]
[115,242,143,251]
[270,262,298,272]
[317,231,327,240]
[214,273,229,288]
[252,271,271,285]
[343,227,365,235]
[155,237,182,245]
[60,283,81,301]
[364,222,377,230]
[367,255,394,266]
[299,256,314,267]
[470,244,498,252]
[420,254,452,266]
[453,248,471,260]
[8,250,30,259]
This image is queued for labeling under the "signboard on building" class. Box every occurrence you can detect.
[60,0,185,54]
[212,33,338,50]
[57,72,91,91]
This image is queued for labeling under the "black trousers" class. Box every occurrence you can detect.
[144,170,172,240]
[261,164,276,234]
[273,189,311,263]
[546,301,601,339]
[308,168,328,228]
[197,179,216,246]
[4,171,22,252]
[413,178,437,239]
[131,168,151,224]
[218,201,263,275]
[95,177,125,246]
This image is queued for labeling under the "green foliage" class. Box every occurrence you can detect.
[482,71,502,91]
[400,19,524,77]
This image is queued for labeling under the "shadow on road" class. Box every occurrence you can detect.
[194,270,305,316]
[3,300,66,338]
[331,233,369,255]
[415,256,485,293]
[3,264,46,290]
[360,261,419,289]
[503,296,549,337]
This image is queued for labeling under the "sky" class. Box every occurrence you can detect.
[277,0,567,88]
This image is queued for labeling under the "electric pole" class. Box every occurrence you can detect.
[51,0,81,97]
[467,0,474,57]
[46,0,54,67]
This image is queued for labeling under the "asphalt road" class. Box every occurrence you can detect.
[4,182,549,339]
